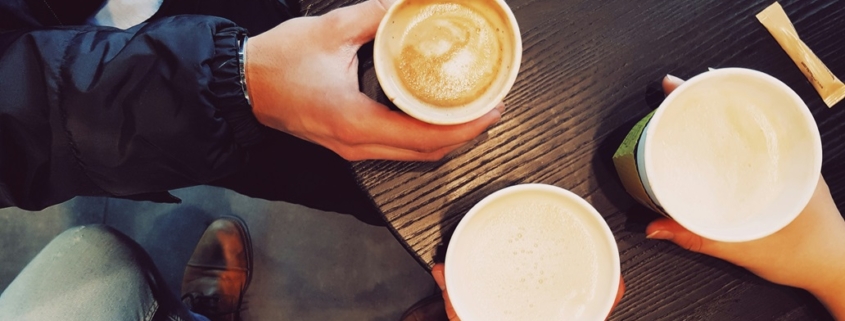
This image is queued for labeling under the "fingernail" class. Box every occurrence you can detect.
[646,230,674,240]
[489,113,502,127]
[496,103,505,113]
[433,270,446,290]
[665,74,683,85]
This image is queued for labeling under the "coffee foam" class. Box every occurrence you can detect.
[649,76,800,228]
[449,191,609,320]
[374,0,521,124]
[395,2,503,107]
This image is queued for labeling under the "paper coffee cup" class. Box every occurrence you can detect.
[614,68,822,242]
[373,0,522,125]
[445,184,621,321]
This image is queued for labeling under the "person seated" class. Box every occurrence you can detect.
[0,0,496,319]
[0,217,252,321]
[0,0,499,224]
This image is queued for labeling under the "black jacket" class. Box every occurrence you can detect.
[0,0,280,210]
[0,0,383,224]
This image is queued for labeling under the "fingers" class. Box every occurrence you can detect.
[325,0,397,45]
[432,264,446,290]
[432,264,460,320]
[612,277,625,310]
[646,218,714,254]
[606,277,625,319]
[662,74,685,96]
[353,96,503,152]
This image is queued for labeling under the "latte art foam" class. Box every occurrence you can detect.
[397,3,502,107]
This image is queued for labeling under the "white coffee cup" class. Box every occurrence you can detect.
[373,0,522,125]
[445,184,621,321]
[637,68,822,242]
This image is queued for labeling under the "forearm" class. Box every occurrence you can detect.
[812,281,845,320]
[805,195,845,320]
[808,242,845,320]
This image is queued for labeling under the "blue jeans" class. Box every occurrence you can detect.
[0,225,210,321]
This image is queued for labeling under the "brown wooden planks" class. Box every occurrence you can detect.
[291,0,845,319]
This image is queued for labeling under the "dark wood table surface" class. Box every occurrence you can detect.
[313,0,845,319]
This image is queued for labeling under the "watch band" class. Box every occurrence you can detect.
[238,35,252,106]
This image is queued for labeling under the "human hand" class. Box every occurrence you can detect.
[431,263,626,320]
[646,75,845,319]
[245,0,502,161]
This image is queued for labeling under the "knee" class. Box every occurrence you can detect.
[54,224,124,244]
[49,225,138,259]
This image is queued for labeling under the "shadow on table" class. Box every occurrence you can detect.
[590,78,666,230]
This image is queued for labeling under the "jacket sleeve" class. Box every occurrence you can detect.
[0,15,264,210]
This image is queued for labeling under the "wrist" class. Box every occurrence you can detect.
[207,28,263,147]
[806,264,845,319]
[244,34,272,128]
[804,220,845,318]
[812,289,845,320]
[795,182,845,307]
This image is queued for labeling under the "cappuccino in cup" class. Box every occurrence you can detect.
[375,0,521,124]
[637,68,822,242]
[446,184,620,321]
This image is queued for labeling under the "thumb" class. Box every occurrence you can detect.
[327,0,398,45]
[432,263,460,320]
[646,218,713,254]
[432,263,447,291]
[662,74,685,96]
[608,277,625,318]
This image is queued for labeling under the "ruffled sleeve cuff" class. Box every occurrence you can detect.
[209,27,264,148]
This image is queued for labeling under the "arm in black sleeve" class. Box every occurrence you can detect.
[0,15,264,210]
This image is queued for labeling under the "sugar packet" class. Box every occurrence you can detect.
[757,2,845,108]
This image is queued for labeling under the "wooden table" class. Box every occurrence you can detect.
[319,0,845,319]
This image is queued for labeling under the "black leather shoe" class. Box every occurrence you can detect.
[181,217,253,321]
[400,294,448,321]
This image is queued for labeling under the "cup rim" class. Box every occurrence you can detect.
[445,183,621,320]
[643,68,823,242]
[373,0,523,125]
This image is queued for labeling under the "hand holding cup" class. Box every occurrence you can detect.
[647,75,845,319]
[246,0,502,161]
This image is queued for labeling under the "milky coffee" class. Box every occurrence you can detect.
[391,0,509,107]
[447,186,619,321]
[643,69,822,241]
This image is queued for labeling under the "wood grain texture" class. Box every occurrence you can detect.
[297,0,845,319]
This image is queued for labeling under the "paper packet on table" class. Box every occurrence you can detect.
[757,2,845,108]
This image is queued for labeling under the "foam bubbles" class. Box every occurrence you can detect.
[396,3,502,107]
[455,195,601,321]
[651,77,786,227]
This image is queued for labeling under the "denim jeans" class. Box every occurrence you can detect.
[0,225,208,321]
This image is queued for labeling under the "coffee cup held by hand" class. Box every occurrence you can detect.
[637,68,822,242]
[446,184,621,321]
[374,0,522,125]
